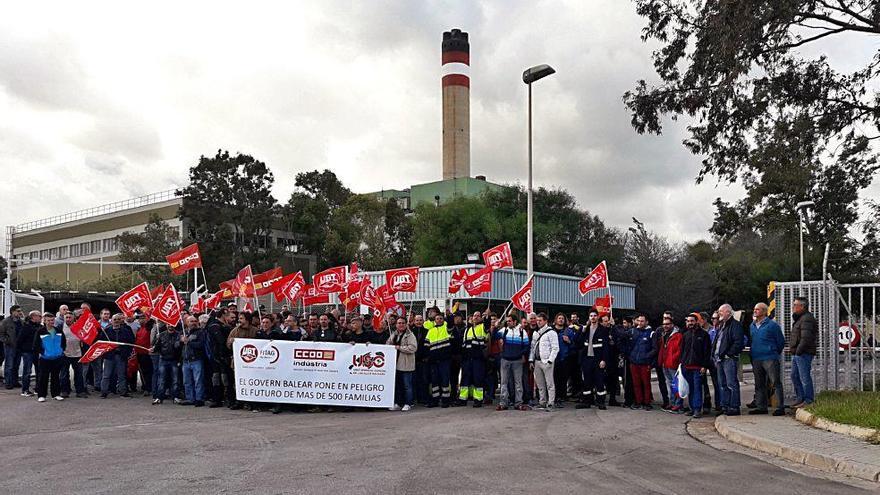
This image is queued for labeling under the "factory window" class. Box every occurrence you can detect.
[90,240,101,254]
[39,249,49,260]
[103,238,118,252]
[80,242,91,255]
[70,244,80,257]
[58,246,68,259]
[49,247,59,260]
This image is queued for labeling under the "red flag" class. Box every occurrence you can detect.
[375,284,398,309]
[341,277,363,311]
[359,278,377,308]
[242,300,254,313]
[150,284,165,304]
[191,297,206,314]
[79,341,118,363]
[372,308,384,332]
[270,272,298,302]
[511,275,535,314]
[165,243,202,275]
[348,262,359,281]
[302,284,331,306]
[313,266,347,294]
[280,271,307,303]
[483,242,513,271]
[232,265,255,298]
[252,267,283,297]
[594,295,614,318]
[448,268,468,294]
[463,266,493,296]
[115,282,152,318]
[154,284,182,327]
[70,308,99,345]
[219,279,235,300]
[578,261,609,296]
[205,290,224,310]
[385,266,419,293]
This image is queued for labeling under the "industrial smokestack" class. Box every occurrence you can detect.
[442,29,470,180]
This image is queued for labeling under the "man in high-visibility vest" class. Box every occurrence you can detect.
[423,312,453,408]
[456,311,489,407]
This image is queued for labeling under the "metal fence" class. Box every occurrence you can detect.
[0,289,44,316]
[774,279,877,394]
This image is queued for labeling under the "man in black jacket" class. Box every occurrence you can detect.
[575,313,611,410]
[153,322,182,404]
[100,314,134,398]
[16,310,40,396]
[790,297,818,407]
[0,305,23,389]
[206,309,233,408]
[680,313,712,418]
[713,304,745,416]
[181,315,206,406]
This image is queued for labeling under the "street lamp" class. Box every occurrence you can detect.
[796,200,815,281]
[522,64,555,281]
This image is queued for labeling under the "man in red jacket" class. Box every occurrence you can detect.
[657,316,683,413]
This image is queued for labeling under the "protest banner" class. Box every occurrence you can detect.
[232,339,397,408]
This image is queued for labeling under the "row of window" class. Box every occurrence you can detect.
[21,237,120,262]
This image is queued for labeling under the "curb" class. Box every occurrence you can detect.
[714,416,880,482]
[795,408,880,444]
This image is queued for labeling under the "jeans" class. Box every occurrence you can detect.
[182,360,205,403]
[533,360,555,407]
[395,370,414,406]
[101,354,128,395]
[60,356,85,395]
[86,357,104,391]
[499,358,524,407]
[791,354,815,404]
[682,368,703,412]
[663,368,682,407]
[19,352,34,393]
[753,358,784,410]
[717,357,740,411]
[653,364,668,405]
[137,354,153,393]
[155,358,179,400]
[3,345,18,387]
[150,355,161,396]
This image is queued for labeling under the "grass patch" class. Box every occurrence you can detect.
[806,391,880,432]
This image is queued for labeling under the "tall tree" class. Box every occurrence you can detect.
[177,150,282,286]
[282,169,352,267]
[625,0,880,279]
[322,195,411,270]
[116,214,182,287]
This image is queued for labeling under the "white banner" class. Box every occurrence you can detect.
[232,339,397,408]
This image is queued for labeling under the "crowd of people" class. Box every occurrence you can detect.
[0,296,819,416]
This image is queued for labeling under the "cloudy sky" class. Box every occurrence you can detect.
[3,1,871,253]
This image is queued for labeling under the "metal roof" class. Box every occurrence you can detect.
[361,264,635,310]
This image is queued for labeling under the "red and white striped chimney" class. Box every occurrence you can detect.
[442,29,470,180]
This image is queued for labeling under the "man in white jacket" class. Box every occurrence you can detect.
[529,313,559,411]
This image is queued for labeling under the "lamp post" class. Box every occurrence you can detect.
[522,64,555,281]
[796,200,815,281]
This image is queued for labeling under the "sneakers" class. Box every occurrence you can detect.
[388,404,401,411]
[152,398,162,405]
[401,405,412,412]
[173,398,183,405]
[517,404,530,411]
[37,397,46,402]
[100,393,108,399]
[772,409,786,416]
[54,396,64,401]
[472,401,482,408]
[692,411,703,419]
[21,391,33,397]
[791,401,805,409]
[643,404,654,411]
[496,405,509,411]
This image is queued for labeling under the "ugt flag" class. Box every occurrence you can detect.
[154,284,182,327]
[79,341,118,363]
[511,275,534,314]
[448,268,468,294]
[464,266,493,296]
[313,266,347,294]
[483,242,513,270]
[578,261,608,296]
[115,282,152,317]
[165,243,202,275]
[385,266,419,293]
[233,265,255,299]
[70,308,99,345]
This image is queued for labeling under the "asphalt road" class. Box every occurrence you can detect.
[2,384,874,495]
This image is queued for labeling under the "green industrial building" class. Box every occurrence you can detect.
[368,176,507,211]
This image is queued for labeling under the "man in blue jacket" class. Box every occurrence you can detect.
[713,304,745,416]
[100,314,135,398]
[748,303,785,416]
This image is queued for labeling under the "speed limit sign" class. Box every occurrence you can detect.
[838,321,861,350]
